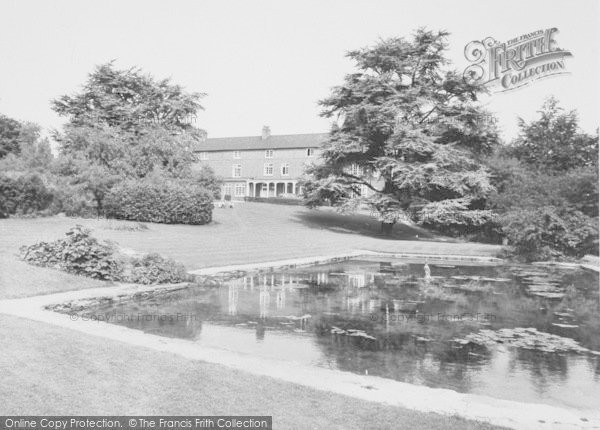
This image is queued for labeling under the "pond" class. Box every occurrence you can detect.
[77,257,600,411]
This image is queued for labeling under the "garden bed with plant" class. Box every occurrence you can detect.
[20,225,192,284]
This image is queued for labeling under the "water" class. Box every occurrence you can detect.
[82,257,600,411]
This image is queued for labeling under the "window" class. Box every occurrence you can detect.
[306,148,314,157]
[234,184,246,197]
[281,163,290,176]
[265,149,274,158]
[264,163,274,176]
[223,185,233,197]
[199,152,208,160]
[233,151,241,159]
[349,163,361,176]
[232,164,241,178]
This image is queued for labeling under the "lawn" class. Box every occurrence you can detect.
[0,203,504,429]
[2,202,500,275]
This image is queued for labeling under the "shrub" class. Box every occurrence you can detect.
[125,253,192,284]
[104,179,213,224]
[20,226,193,284]
[20,225,123,280]
[501,206,599,261]
[0,175,19,217]
[0,173,54,217]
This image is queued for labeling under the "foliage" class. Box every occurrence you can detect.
[505,97,598,171]
[0,121,54,173]
[20,226,123,280]
[20,226,192,284]
[53,185,98,218]
[487,161,599,219]
[48,64,217,219]
[487,98,599,260]
[125,253,192,284]
[303,29,498,235]
[53,155,121,216]
[501,206,598,261]
[191,164,221,199]
[0,114,23,158]
[0,173,55,218]
[104,178,213,224]
[52,62,205,135]
[55,124,202,179]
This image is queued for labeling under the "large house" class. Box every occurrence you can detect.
[195,126,327,199]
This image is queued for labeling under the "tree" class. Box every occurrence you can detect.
[303,30,498,235]
[506,97,598,171]
[487,99,599,260]
[52,62,206,136]
[0,114,24,158]
[0,122,54,173]
[50,63,219,216]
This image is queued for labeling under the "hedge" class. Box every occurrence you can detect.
[243,196,304,206]
[104,179,213,224]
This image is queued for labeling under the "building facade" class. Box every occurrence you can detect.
[195,126,327,199]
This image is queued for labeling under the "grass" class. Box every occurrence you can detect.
[0,314,504,429]
[0,204,505,429]
[2,203,500,274]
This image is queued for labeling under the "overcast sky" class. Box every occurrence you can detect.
[0,0,597,142]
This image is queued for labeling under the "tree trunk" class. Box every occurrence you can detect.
[94,193,103,218]
[380,221,394,236]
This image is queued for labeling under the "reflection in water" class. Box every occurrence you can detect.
[228,284,238,316]
[85,259,600,411]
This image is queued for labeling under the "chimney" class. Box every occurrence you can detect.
[261,125,271,140]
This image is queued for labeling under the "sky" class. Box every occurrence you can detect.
[0,0,598,143]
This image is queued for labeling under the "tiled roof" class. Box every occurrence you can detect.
[199,133,328,151]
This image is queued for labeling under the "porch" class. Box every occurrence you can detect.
[247,181,302,198]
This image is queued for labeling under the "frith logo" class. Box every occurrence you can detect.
[463,28,572,92]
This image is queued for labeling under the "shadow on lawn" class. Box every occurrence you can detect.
[292,208,446,241]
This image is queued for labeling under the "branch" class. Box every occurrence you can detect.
[339,172,384,193]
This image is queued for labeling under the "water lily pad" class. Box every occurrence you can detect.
[456,327,597,355]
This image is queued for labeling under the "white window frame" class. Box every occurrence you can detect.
[199,152,208,160]
[264,163,274,176]
[281,163,290,176]
[223,185,233,197]
[233,151,241,159]
[306,148,314,157]
[349,163,361,176]
[265,149,274,158]
[234,184,246,197]
[232,164,241,178]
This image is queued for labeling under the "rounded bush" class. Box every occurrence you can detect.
[104,179,213,225]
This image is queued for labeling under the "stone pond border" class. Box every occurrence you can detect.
[1,251,598,430]
[188,249,504,276]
